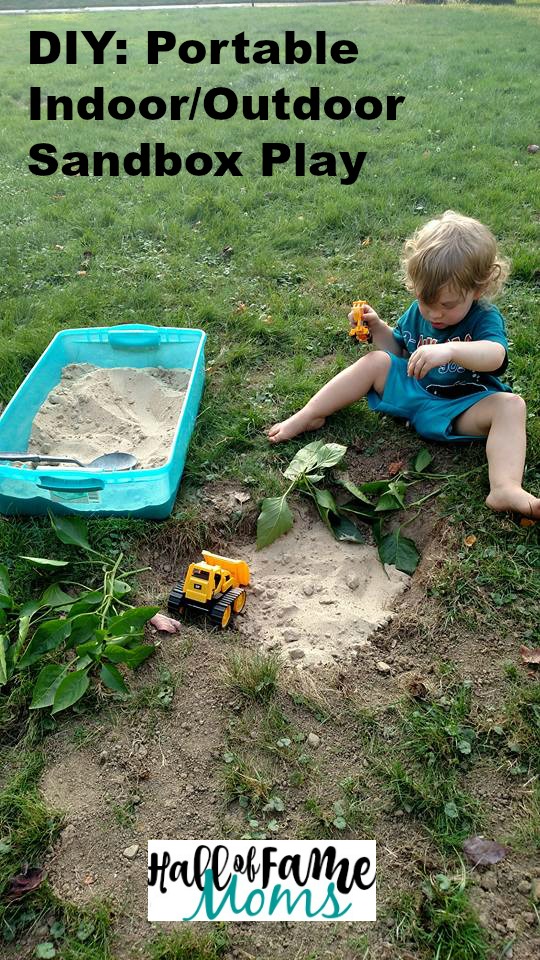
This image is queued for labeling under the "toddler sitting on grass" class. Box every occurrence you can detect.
[269,210,539,520]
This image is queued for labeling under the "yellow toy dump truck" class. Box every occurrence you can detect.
[168,551,250,629]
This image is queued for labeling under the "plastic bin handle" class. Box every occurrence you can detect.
[37,476,105,493]
[107,325,161,349]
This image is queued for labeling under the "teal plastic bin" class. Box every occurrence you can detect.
[0,324,205,519]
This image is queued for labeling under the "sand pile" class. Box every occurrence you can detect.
[239,506,410,667]
[29,364,191,469]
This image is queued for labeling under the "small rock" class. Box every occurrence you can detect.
[527,144,539,154]
[319,598,335,605]
[290,649,305,660]
[283,629,300,643]
[307,732,321,748]
[522,912,536,926]
[131,794,142,805]
[302,583,314,597]
[137,745,148,758]
[99,750,108,765]
[517,879,530,895]
[376,661,391,674]
[123,844,139,860]
[164,799,177,809]
[532,878,540,901]
[346,574,360,591]
[506,918,516,932]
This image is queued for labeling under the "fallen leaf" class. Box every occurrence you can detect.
[262,316,272,324]
[520,645,540,665]
[464,535,477,548]
[5,868,45,901]
[83,875,95,885]
[149,613,181,634]
[519,517,536,528]
[76,270,87,277]
[361,237,371,247]
[527,144,539,154]
[233,491,251,505]
[221,245,233,258]
[234,302,247,314]
[388,460,404,477]
[54,244,64,251]
[463,836,510,867]
[326,276,338,284]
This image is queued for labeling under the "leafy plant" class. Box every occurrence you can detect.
[0,515,158,715]
[257,441,440,573]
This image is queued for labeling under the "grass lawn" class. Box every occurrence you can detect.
[0,4,539,959]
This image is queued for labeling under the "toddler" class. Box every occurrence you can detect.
[269,211,539,519]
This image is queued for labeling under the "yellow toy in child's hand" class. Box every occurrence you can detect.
[349,300,370,342]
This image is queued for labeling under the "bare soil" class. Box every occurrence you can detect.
[6,481,540,960]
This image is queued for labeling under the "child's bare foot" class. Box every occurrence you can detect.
[486,486,540,521]
[268,410,326,443]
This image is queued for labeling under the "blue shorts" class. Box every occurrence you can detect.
[367,353,510,443]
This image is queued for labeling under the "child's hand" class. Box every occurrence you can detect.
[407,343,455,379]
[348,302,381,330]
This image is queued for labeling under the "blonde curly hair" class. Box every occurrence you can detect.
[401,210,510,304]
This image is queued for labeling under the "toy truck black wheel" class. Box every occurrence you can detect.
[168,584,185,617]
[209,596,234,629]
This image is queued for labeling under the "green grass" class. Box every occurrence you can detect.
[147,927,229,960]
[224,648,281,702]
[394,873,490,960]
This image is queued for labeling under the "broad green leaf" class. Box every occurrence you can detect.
[20,600,41,619]
[68,614,102,647]
[100,662,129,693]
[375,492,403,513]
[103,643,154,668]
[375,481,407,512]
[283,441,326,480]
[338,499,376,521]
[0,564,10,597]
[0,635,8,686]
[112,580,131,598]
[30,664,68,710]
[107,606,160,636]
[329,514,365,544]
[50,515,93,552]
[413,448,433,473]
[312,442,347,471]
[256,495,294,549]
[444,801,459,820]
[311,488,338,531]
[51,669,90,715]
[75,640,102,661]
[359,480,392,497]
[19,556,69,569]
[68,591,104,617]
[337,477,373,505]
[40,584,75,610]
[377,530,420,575]
[17,619,72,669]
[0,593,12,611]
[304,473,324,483]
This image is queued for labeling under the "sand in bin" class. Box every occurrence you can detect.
[29,364,191,469]
[239,506,410,667]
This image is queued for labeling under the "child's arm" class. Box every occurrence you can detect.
[407,340,506,380]
[348,303,404,357]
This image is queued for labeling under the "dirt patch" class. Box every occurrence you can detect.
[238,505,410,667]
